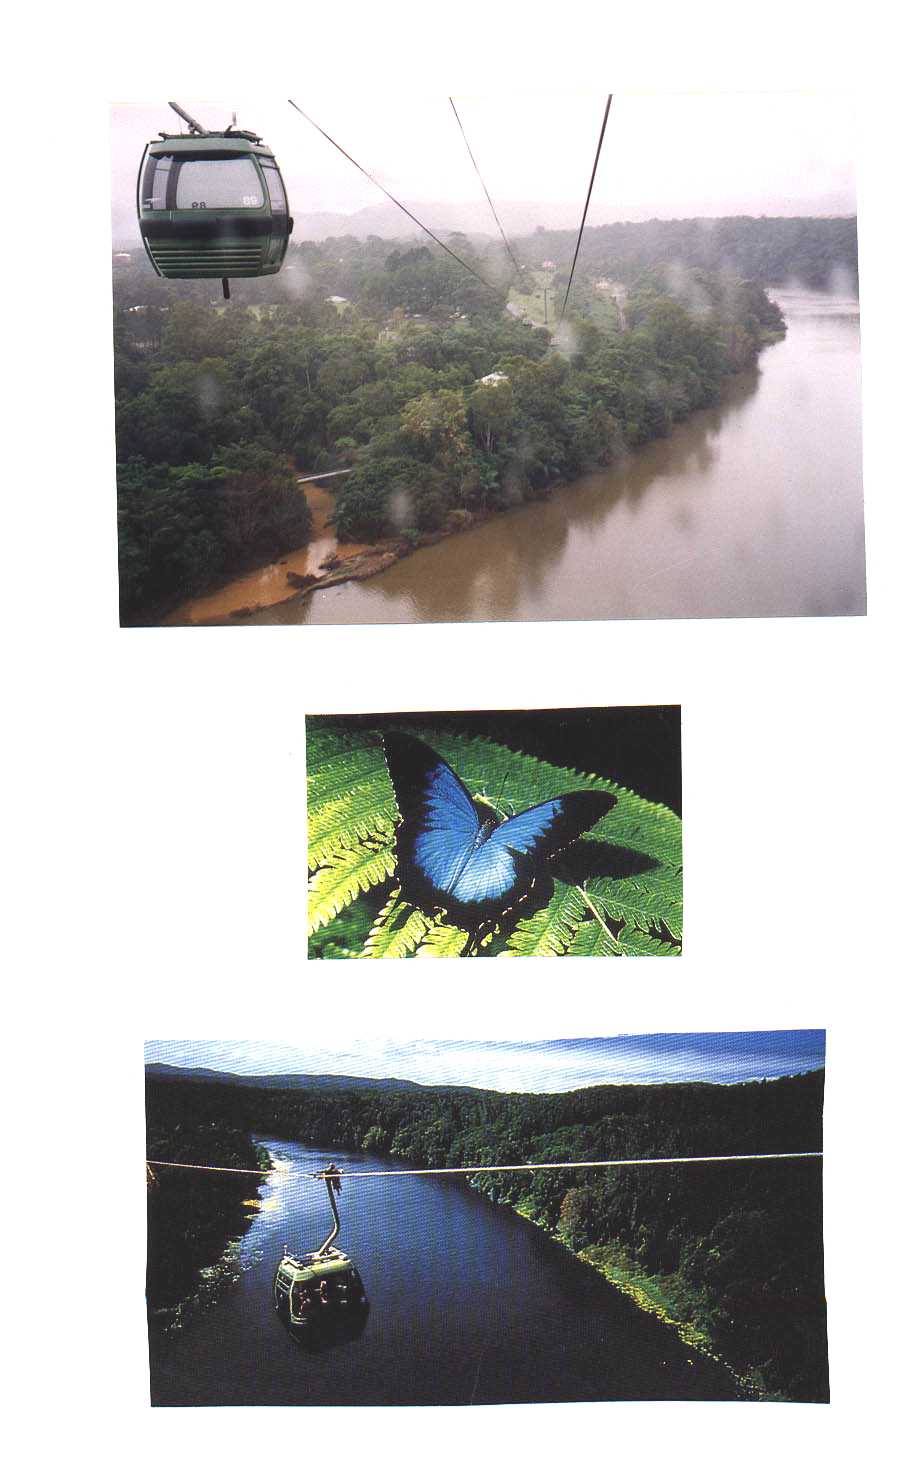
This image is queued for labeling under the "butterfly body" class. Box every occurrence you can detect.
[383,734,616,935]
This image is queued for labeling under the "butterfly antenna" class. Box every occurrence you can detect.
[496,766,515,818]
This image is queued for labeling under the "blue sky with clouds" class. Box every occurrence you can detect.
[145,1034,825,1093]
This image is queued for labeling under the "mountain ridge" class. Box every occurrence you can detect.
[144,1061,479,1093]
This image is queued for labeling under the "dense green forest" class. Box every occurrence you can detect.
[145,1068,826,1400]
[146,1116,268,1311]
[111,213,837,625]
[517,215,858,290]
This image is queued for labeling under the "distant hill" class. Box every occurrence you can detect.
[111,191,856,253]
[145,1062,468,1093]
[283,194,855,246]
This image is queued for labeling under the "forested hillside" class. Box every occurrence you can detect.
[145,1114,268,1310]
[145,1068,826,1399]
[520,215,858,290]
[113,217,811,624]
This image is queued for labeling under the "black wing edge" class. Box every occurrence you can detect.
[543,789,617,855]
[382,732,480,917]
[382,732,459,817]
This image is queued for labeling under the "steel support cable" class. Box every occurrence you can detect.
[559,93,613,322]
[146,1159,276,1175]
[146,1151,822,1179]
[448,96,523,278]
[287,99,500,295]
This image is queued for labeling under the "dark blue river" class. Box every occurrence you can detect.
[148,1138,742,1406]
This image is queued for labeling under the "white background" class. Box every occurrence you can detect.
[5,3,898,1464]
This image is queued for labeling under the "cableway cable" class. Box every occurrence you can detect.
[287,100,500,296]
[559,93,613,323]
[146,1151,822,1180]
[448,97,523,279]
[146,1159,276,1175]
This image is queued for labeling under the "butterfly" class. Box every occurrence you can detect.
[382,733,616,937]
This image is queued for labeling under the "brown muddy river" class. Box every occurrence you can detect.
[197,287,865,626]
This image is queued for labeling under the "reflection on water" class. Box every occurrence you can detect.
[244,287,864,626]
[149,1138,742,1406]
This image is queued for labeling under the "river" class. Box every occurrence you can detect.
[148,1137,741,1406]
[228,286,862,626]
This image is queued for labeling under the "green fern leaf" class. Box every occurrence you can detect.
[308,790,396,869]
[568,918,627,957]
[585,869,683,943]
[414,921,470,958]
[618,928,682,956]
[308,843,396,933]
[503,882,589,957]
[308,904,372,959]
[364,893,433,958]
[306,731,384,806]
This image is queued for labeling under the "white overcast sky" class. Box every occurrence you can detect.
[111,92,855,237]
[144,1034,826,1090]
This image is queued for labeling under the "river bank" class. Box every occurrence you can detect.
[145,1137,272,1316]
[167,486,543,625]
[575,1242,769,1399]
[509,1198,764,1401]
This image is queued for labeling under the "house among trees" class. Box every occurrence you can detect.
[478,371,509,386]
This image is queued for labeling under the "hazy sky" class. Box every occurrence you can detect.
[144,1034,826,1090]
[112,92,855,240]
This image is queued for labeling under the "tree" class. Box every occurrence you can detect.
[469,380,515,454]
[211,444,312,561]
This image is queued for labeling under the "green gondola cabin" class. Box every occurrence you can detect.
[273,1247,368,1329]
[272,1165,367,1331]
[137,110,293,287]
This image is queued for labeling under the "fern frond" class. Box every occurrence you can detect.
[414,921,470,958]
[503,883,588,957]
[619,928,682,957]
[308,789,395,869]
[308,844,396,934]
[308,904,372,959]
[306,733,384,806]
[364,892,433,959]
[585,869,683,943]
[568,919,627,957]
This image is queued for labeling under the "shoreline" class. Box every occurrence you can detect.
[166,499,531,626]
[147,1142,272,1330]
[508,1199,766,1401]
[165,361,783,628]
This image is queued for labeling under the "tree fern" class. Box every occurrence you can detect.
[307,722,682,958]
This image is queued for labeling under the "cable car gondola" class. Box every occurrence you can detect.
[273,1165,368,1333]
[137,102,293,298]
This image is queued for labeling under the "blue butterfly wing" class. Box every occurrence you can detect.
[383,734,485,912]
[410,760,482,894]
[451,799,564,906]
